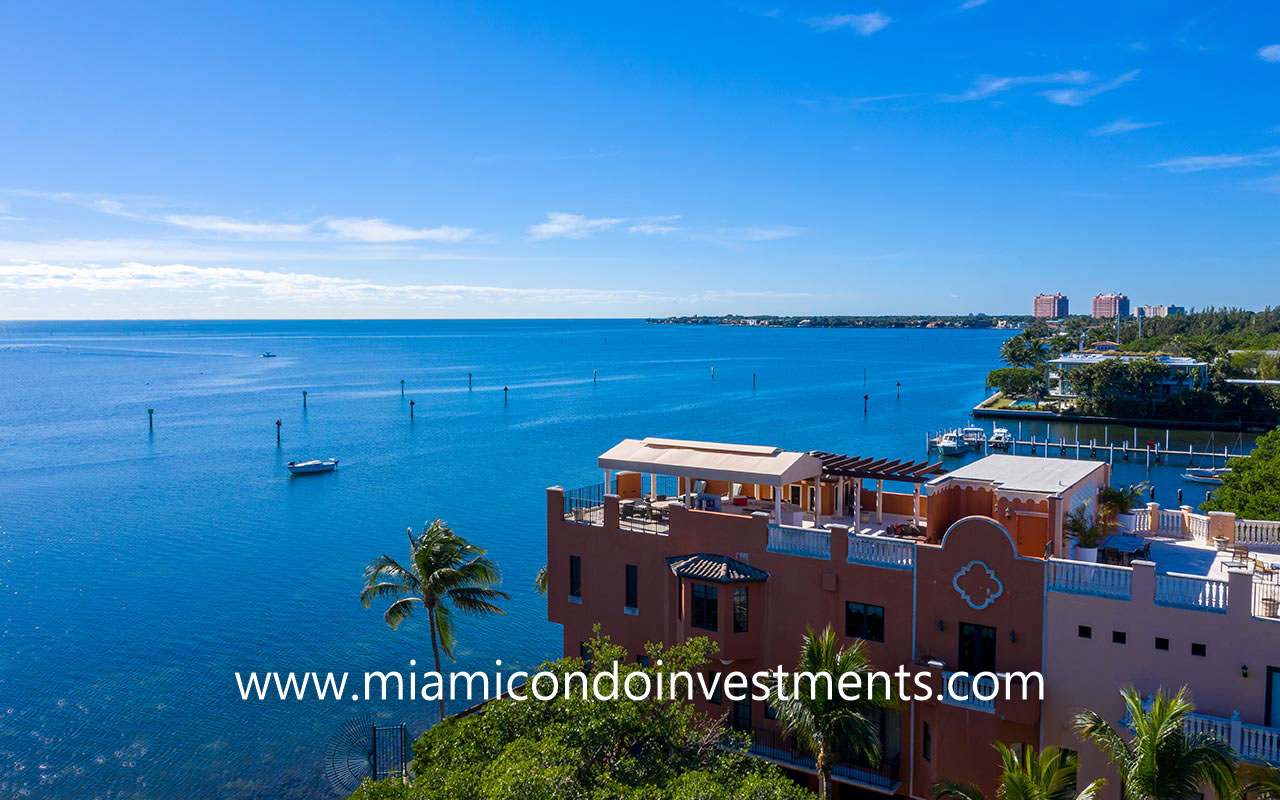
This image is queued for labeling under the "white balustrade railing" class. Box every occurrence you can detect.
[847,533,915,570]
[767,524,830,559]
[1240,722,1280,763]
[940,672,996,713]
[1130,509,1151,532]
[1184,712,1233,741]
[1047,559,1132,599]
[1236,518,1280,547]
[1157,510,1184,534]
[1154,572,1228,613]
[1186,513,1210,545]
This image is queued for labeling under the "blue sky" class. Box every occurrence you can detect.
[1,1,1277,319]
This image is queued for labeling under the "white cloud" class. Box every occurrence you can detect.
[1043,69,1139,106]
[165,215,313,236]
[808,12,891,35]
[1151,148,1280,173]
[741,226,801,241]
[946,70,1092,102]
[627,215,682,235]
[528,212,626,240]
[959,0,988,8]
[1259,44,1280,62]
[324,217,474,242]
[1090,118,1161,136]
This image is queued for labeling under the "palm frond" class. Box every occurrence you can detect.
[534,564,548,595]
[934,779,988,800]
[382,597,421,630]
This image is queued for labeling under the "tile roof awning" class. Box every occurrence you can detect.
[666,553,770,583]
[811,451,945,484]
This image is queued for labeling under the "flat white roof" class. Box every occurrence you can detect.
[598,437,823,486]
[1048,353,1204,367]
[927,454,1104,495]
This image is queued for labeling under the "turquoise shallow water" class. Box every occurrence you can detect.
[0,320,1246,798]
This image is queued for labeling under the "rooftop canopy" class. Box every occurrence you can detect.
[598,437,823,486]
[810,451,944,484]
[927,454,1103,496]
[666,553,770,583]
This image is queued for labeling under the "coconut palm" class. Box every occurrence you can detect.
[1074,686,1237,800]
[361,519,509,721]
[1241,762,1280,799]
[767,624,898,800]
[935,743,1105,800]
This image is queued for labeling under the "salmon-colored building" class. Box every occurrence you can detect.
[545,438,1280,799]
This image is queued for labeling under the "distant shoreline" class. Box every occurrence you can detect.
[646,314,1029,329]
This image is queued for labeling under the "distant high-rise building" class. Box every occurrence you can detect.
[1033,293,1069,318]
[1092,293,1130,318]
[1137,304,1185,318]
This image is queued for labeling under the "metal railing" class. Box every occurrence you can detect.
[847,533,916,570]
[940,672,997,713]
[618,506,670,535]
[746,728,899,790]
[1154,572,1228,613]
[1237,518,1280,548]
[563,483,605,524]
[767,524,830,559]
[1254,574,1280,620]
[1047,559,1133,599]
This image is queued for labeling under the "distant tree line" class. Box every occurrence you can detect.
[646,314,1029,329]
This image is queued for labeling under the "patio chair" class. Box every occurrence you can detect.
[1233,545,1251,562]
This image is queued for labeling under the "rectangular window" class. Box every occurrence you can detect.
[845,601,886,642]
[733,587,749,633]
[625,564,638,611]
[1191,642,1207,657]
[636,654,649,668]
[580,642,592,670]
[708,671,722,705]
[1155,637,1169,651]
[1268,667,1279,727]
[959,622,997,673]
[923,721,932,762]
[1078,625,1092,639]
[1112,631,1127,644]
[691,583,718,631]
[569,555,582,599]
[789,485,801,505]
[732,698,752,732]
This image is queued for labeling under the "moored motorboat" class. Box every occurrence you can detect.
[936,430,968,456]
[961,426,987,447]
[1182,467,1229,484]
[989,427,1014,449]
[287,458,338,474]
[262,352,277,357]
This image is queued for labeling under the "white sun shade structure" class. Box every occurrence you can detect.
[597,437,824,522]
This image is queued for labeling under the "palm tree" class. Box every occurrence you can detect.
[767,625,898,800]
[1074,686,1237,800]
[1241,762,1280,799]
[361,519,509,721]
[935,743,1105,800]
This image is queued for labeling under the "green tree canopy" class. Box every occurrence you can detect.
[1203,426,1280,520]
[349,631,814,800]
[987,367,1043,398]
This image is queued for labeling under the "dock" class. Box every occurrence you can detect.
[926,422,1248,466]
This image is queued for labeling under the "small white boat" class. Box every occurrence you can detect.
[989,427,1014,449]
[262,352,277,358]
[961,426,987,447]
[936,430,968,456]
[1182,467,1229,485]
[287,458,338,474]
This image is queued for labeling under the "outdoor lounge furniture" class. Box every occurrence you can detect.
[1100,534,1148,566]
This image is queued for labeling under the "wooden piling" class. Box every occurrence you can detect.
[148,408,154,430]
[503,386,508,402]
[275,419,281,443]
[410,399,415,420]
[302,390,308,409]
[400,379,405,395]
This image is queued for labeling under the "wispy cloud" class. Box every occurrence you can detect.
[325,218,474,242]
[1042,69,1139,106]
[627,215,683,235]
[808,12,891,35]
[1151,148,1280,173]
[164,215,313,236]
[945,70,1092,102]
[528,212,626,240]
[1260,44,1280,63]
[1090,118,1161,136]
[741,226,802,241]
[959,0,988,9]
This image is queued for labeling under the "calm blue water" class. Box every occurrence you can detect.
[0,320,1248,798]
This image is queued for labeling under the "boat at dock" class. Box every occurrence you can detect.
[261,352,277,358]
[988,427,1014,449]
[936,430,968,455]
[287,458,338,474]
[1182,467,1229,484]
[961,426,987,447]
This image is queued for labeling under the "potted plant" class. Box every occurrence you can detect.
[1097,483,1147,531]
[1065,503,1110,563]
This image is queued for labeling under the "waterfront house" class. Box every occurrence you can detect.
[547,439,1280,800]
[1044,352,1208,399]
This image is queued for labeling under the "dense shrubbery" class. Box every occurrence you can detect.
[348,633,813,800]
[1204,427,1280,520]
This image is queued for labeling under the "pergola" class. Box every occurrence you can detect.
[810,451,945,526]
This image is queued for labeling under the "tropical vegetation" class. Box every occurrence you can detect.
[1074,686,1237,800]
[1203,426,1280,520]
[766,624,899,800]
[361,519,509,721]
[1064,502,1111,550]
[347,633,815,800]
[935,743,1105,800]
